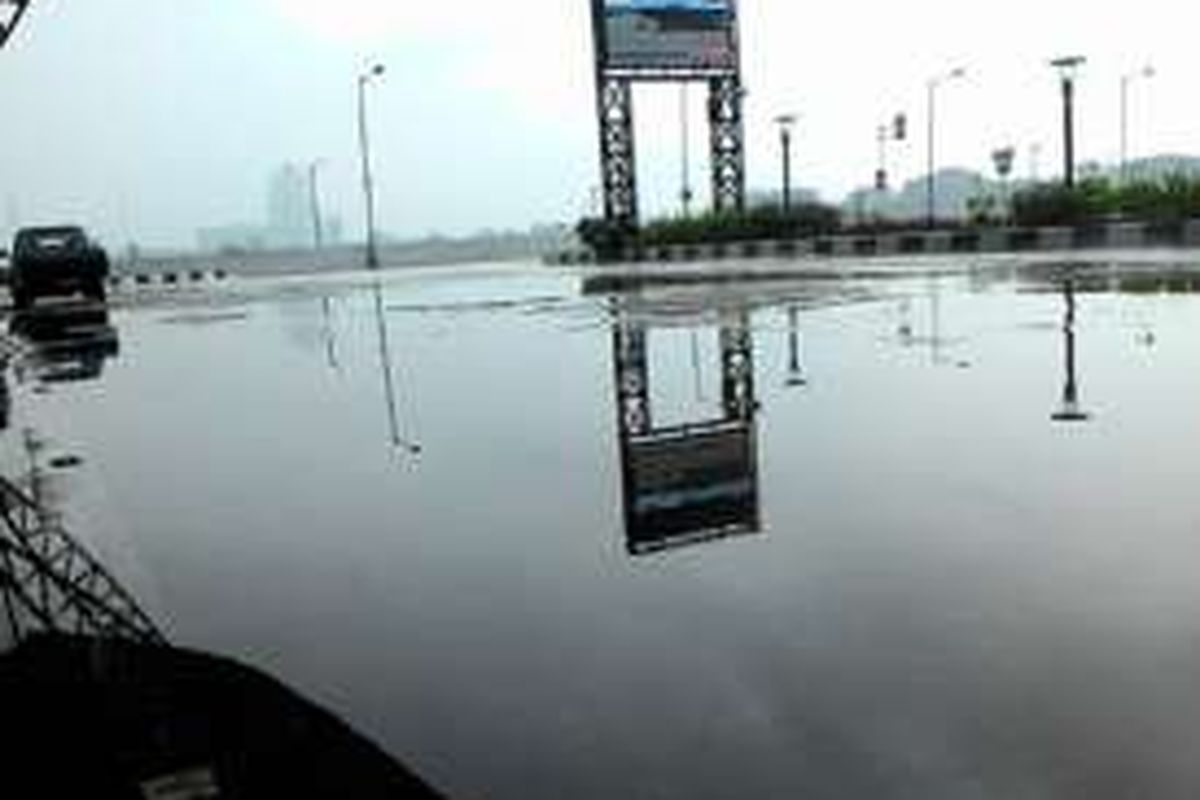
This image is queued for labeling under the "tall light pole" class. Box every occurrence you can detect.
[1050,56,1086,189]
[775,114,797,215]
[679,84,693,217]
[308,159,325,251]
[357,63,385,270]
[1120,64,1155,184]
[926,67,967,228]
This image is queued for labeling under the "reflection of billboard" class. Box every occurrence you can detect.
[624,421,758,555]
[604,0,737,71]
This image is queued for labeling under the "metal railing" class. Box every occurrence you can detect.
[0,474,166,646]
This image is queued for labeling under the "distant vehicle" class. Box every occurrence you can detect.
[9,226,109,310]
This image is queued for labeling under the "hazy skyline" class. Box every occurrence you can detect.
[0,0,1191,249]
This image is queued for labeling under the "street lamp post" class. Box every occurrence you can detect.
[926,67,967,228]
[357,63,385,270]
[1050,56,1086,189]
[775,114,797,215]
[1120,64,1155,184]
[679,84,693,217]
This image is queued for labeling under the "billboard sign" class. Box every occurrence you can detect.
[602,0,738,72]
[623,422,758,555]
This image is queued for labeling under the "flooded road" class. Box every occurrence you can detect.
[8,258,1200,799]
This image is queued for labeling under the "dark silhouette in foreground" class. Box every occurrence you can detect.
[0,634,448,799]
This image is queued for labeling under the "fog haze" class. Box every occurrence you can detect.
[0,0,1192,249]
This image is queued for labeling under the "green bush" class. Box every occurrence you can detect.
[1012,173,1200,227]
[637,203,841,247]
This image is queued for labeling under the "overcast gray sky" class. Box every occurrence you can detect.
[0,0,1190,249]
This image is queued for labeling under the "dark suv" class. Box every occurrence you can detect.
[10,226,109,310]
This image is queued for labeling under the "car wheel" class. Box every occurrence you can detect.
[86,279,107,303]
[11,286,31,311]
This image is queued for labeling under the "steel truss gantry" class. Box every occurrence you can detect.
[0,0,31,50]
[0,475,166,647]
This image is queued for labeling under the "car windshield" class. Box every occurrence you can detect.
[17,228,85,253]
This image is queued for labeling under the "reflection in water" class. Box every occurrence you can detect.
[10,302,120,384]
[321,295,341,372]
[370,281,421,455]
[1052,279,1090,423]
[785,304,808,388]
[612,304,760,555]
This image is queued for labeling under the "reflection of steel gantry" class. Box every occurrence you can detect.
[0,475,166,647]
[0,0,32,50]
[612,305,760,555]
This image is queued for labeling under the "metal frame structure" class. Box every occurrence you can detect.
[590,0,746,228]
[0,0,31,50]
[612,304,760,555]
[0,475,166,646]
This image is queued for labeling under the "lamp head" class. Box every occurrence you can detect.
[1050,55,1086,74]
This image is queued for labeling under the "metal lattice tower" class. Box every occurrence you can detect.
[709,75,747,214]
[0,0,31,50]
[590,0,745,230]
[596,78,639,228]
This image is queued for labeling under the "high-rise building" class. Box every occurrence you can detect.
[266,163,310,249]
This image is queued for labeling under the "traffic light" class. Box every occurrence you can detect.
[893,113,907,142]
[875,169,888,191]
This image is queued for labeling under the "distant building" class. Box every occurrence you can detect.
[196,224,269,254]
[196,163,345,254]
[266,164,310,249]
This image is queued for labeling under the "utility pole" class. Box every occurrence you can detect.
[926,67,967,228]
[775,114,797,215]
[679,84,693,217]
[308,160,325,251]
[357,63,385,270]
[1120,65,1155,184]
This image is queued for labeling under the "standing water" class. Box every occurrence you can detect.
[7,258,1200,799]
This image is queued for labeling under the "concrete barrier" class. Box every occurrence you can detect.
[1186,220,1200,247]
[569,217,1200,267]
[1107,222,1146,249]
[950,231,981,253]
[1039,227,1074,250]
[831,237,857,257]
[924,232,954,254]
[978,230,1009,252]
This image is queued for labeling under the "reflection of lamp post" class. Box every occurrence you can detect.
[926,67,966,227]
[371,281,422,454]
[1120,64,1155,184]
[775,114,798,215]
[1050,56,1086,189]
[785,305,807,388]
[1052,279,1090,423]
[357,63,385,270]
